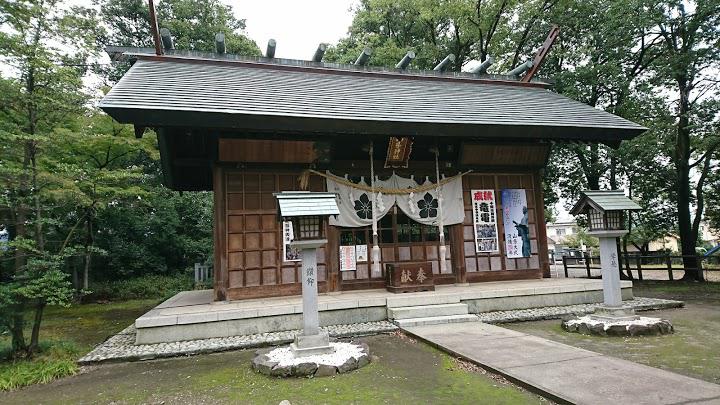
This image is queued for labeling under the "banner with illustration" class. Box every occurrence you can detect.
[501,189,531,259]
[471,189,499,253]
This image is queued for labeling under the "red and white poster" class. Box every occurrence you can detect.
[471,189,499,253]
[339,245,357,271]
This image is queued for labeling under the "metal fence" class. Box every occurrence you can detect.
[561,254,720,281]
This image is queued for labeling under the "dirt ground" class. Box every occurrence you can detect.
[0,333,550,405]
[503,281,720,384]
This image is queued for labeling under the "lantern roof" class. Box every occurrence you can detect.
[569,190,641,215]
[275,192,339,217]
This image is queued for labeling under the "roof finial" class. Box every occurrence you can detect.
[266,39,276,58]
[355,47,372,66]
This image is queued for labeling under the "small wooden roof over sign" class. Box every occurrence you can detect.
[570,190,641,215]
[274,192,339,218]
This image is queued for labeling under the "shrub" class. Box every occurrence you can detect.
[86,273,194,301]
[0,341,79,391]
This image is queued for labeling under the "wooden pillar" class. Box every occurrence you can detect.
[534,171,551,278]
[326,224,340,292]
[212,164,228,301]
[450,224,467,284]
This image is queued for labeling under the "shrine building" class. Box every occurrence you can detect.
[99,44,645,304]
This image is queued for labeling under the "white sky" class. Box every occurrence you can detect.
[230,0,357,60]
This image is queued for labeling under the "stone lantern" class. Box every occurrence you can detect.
[563,191,674,336]
[570,190,640,316]
[274,191,339,356]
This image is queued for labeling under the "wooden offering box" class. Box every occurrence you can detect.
[385,262,435,293]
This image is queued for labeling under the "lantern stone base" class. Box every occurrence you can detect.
[290,332,334,356]
[562,315,673,337]
[590,304,639,321]
[252,341,371,378]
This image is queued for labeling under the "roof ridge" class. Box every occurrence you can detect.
[107,46,552,89]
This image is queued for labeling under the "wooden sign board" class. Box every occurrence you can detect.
[385,262,434,293]
[384,137,413,168]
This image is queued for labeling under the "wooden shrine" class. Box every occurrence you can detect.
[99,32,645,302]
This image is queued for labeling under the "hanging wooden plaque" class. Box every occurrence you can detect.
[384,137,413,168]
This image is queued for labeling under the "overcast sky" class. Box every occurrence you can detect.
[232,0,358,60]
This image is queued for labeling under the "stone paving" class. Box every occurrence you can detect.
[403,321,720,405]
[477,296,682,323]
[78,321,397,364]
[78,297,682,364]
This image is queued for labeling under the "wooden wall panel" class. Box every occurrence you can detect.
[221,169,329,299]
[216,167,548,301]
[460,144,550,167]
[461,172,544,281]
[218,139,317,163]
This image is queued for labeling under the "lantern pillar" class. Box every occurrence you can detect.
[588,229,636,319]
[275,191,340,357]
[597,232,623,307]
[289,239,334,356]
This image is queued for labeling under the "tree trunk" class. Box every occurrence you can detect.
[616,238,631,280]
[83,250,91,290]
[10,306,27,356]
[8,140,34,357]
[72,256,79,290]
[83,216,93,290]
[28,301,45,355]
[674,81,702,281]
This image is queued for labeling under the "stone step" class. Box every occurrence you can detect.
[394,314,479,328]
[388,303,469,320]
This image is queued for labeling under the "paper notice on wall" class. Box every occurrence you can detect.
[355,244,368,262]
[472,189,499,253]
[339,245,357,271]
[282,221,301,262]
[501,189,531,259]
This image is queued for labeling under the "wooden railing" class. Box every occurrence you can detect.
[561,254,719,280]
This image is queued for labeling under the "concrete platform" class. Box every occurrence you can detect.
[135,278,633,344]
[402,322,720,405]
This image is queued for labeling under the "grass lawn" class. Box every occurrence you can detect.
[0,299,159,390]
[0,333,550,405]
[1,299,550,403]
[502,281,720,384]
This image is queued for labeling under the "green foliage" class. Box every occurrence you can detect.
[563,228,599,249]
[86,274,194,301]
[93,188,213,279]
[324,0,538,71]
[97,0,261,81]
[0,341,79,391]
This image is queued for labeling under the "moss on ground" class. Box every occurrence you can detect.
[0,334,548,404]
[0,299,159,391]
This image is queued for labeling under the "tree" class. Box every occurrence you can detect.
[564,227,599,250]
[649,1,720,280]
[97,0,261,81]
[0,0,102,356]
[324,0,533,71]
[48,112,158,290]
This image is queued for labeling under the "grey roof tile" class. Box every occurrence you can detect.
[99,58,646,142]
